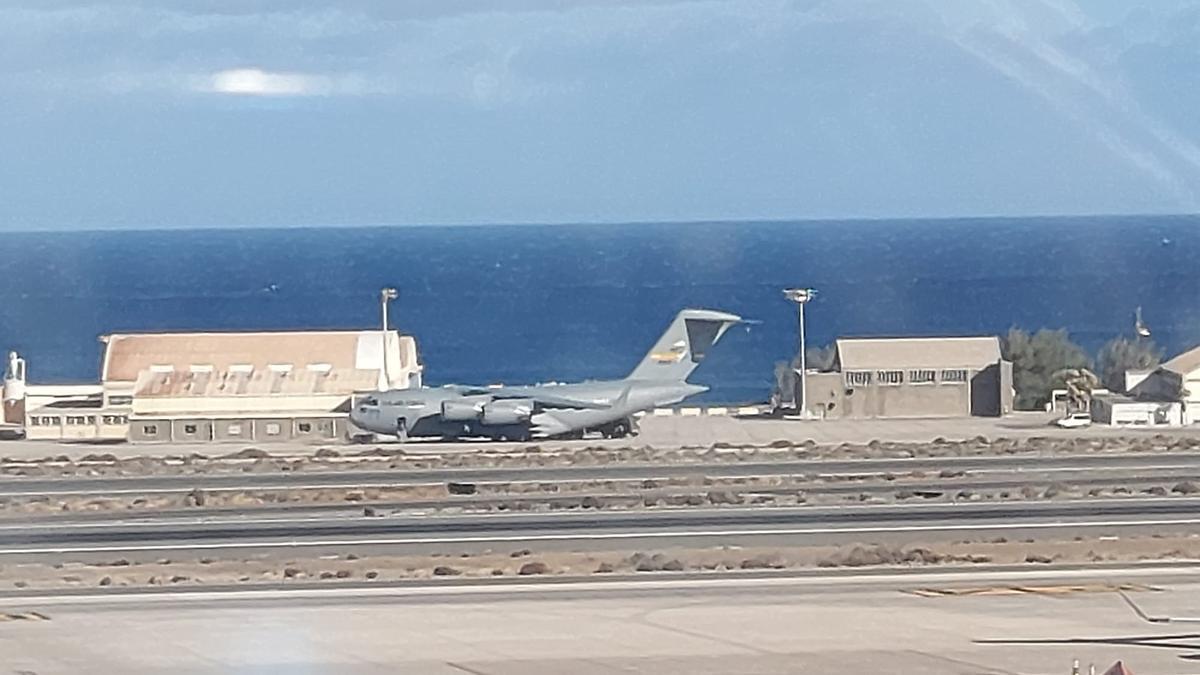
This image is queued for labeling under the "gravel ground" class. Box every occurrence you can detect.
[3,471,1199,518]
[3,434,1200,480]
[4,534,1199,591]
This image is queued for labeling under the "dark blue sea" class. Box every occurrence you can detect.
[3,216,1199,403]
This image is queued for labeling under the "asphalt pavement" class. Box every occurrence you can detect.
[3,451,1200,496]
[3,498,1200,560]
[5,566,1200,673]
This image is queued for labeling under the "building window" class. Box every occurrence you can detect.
[940,369,968,384]
[28,417,40,426]
[845,371,872,387]
[184,424,198,434]
[85,415,96,425]
[297,422,312,433]
[265,423,281,436]
[46,416,61,425]
[227,423,243,436]
[877,370,903,386]
[66,416,86,425]
[909,369,935,384]
[143,424,158,435]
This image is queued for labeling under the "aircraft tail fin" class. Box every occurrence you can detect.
[627,309,742,382]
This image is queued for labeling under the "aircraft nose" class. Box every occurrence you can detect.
[350,403,379,429]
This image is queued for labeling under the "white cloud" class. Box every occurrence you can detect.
[205,68,330,96]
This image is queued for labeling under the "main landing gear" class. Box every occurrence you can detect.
[600,417,637,439]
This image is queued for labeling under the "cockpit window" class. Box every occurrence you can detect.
[361,397,379,407]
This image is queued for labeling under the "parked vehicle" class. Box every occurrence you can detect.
[1056,412,1093,429]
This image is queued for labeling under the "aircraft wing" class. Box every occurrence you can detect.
[494,389,613,410]
[454,385,614,410]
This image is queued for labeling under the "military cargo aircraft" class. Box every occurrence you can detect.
[349,308,742,441]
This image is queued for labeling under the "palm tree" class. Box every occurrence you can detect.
[1053,367,1100,413]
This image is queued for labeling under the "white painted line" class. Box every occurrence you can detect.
[652,409,675,417]
[5,518,1198,555]
[706,408,728,416]
[679,408,701,417]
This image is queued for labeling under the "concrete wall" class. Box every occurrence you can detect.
[1092,397,1182,426]
[849,380,969,419]
[130,419,172,442]
[130,415,346,442]
[1001,361,1014,415]
[804,363,1011,420]
[804,373,843,419]
[1126,368,1200,424]
[293,417,340,441]
[213,419,253,442]
[172,419,214,442]
[134,394,353,416]
[970,365,996,416]
[24,408,129,441]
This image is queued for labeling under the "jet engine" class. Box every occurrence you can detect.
[481,399,534,425]
[442,399,485,421]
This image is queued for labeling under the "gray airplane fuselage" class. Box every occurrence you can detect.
[350,379,707,441]
[348,308,741,441]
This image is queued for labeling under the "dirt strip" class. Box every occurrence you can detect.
[3,534,1199,592]
[3,473,1198,518]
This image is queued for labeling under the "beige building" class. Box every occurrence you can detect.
[17,330,422,443]
[1091,393,1182,427]
[802,336,1013,419]
[8,351,130,442]
[1128,344,1200,425]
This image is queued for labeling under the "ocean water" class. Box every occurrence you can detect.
[2,215,1199,403]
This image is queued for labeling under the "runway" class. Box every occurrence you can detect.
[3,498,1200,560]
[5,565,1200,673]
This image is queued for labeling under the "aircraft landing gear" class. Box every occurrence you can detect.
[602,418,633,439]
[396,418,408,443]
[496,428,531,443]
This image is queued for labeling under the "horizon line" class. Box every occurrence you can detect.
[2,211,1199,235]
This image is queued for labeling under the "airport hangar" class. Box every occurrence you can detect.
[797,336,1014,419]
[13,330,422,443]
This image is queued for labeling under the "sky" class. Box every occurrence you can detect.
[1,0,1199,229]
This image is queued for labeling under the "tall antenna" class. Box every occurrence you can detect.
[379,288,399,390]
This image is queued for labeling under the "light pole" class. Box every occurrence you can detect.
[379,287,399,390]
[783,288,817,417]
